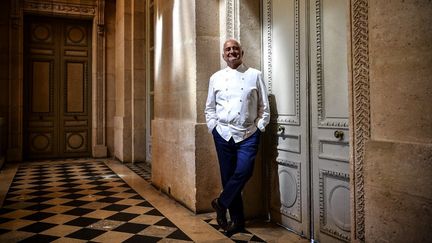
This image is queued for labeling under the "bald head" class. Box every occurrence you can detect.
[222,39,244,69]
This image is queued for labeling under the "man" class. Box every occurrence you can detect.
[204,39,270,236]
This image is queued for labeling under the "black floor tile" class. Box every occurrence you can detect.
[102,204,131,212]
[18,222,58,233]
[145,208,164,216]
[137,201,153,207]
[28,190,51,196]
[19,234,60,243]
[63,208,93,216]
[129,195,142,200]
[94,191,117,196]
[28,186,51,190]
[91,186,111,191]
[123,234,161,243]
[22,212,56,221]
[61,183,81,188]
[65,228,106,240]
[106,212,139,222]
[24,203,54,211]
[98,197,123,203]
[0,217,12,225]
[113,222,148,233]
[64,217,100,227]
[61,193,87,199]
[0,228,11,235]
[167,229,193,241]
[155,218,176,227]
[26,197,52,203]
[62,200,89,207]
[0,208,14,215]
[250,235,266,242]
[60,188,82,193]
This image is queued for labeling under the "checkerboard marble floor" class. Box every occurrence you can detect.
[0,159,309,243]
[120,162,266,242]
[0,160,193,242]
[125,162,152,183]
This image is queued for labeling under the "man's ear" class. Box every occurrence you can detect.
[242,50,245,56]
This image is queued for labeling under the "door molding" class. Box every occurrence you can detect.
[8,0,107,160]
[350,0,371,241]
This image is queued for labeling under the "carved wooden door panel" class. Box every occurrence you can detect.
[24,16,92,159]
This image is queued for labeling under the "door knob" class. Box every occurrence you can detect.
[334,130,344,140]
[278,125,285,134]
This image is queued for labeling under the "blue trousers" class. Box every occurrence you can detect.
[212,128,261,222]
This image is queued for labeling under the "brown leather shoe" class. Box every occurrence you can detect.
[211,198,228,230]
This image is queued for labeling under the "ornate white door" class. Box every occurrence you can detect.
[310,0,351,242]
[263,0,351,242]
[263,0,310,238]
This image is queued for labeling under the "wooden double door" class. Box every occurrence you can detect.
[24,16,92,159]
[263,0,351,242]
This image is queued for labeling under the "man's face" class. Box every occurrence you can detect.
[222,40,243,67]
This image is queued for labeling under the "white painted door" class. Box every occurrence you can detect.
[310,0,351,242]
[263,0,310,238]
[263,0,351,242]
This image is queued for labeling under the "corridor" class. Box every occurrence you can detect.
[0,159,308,242]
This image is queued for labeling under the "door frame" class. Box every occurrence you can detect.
[260,0,371,241]
[8,0,108,160]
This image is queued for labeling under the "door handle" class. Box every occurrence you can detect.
[278,125,285,134]
[334,130,344,140]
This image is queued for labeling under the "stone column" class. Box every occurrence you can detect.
[114,0,146,162]
[7,0,23,161]
[152,0,221,212]
[131,0,146,162]
[114,0,133,162]
[93,0,108,157]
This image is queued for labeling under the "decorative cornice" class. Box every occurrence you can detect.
[351,0,370,241]
[23,0,96,17]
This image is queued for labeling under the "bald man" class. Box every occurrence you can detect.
[204,39,270,236]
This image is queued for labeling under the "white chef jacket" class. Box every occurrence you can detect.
[205,64,270,143]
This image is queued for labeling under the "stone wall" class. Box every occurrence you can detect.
[365,0,432,241]
[151,0,221,212]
